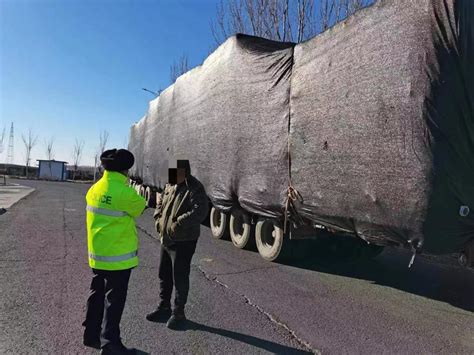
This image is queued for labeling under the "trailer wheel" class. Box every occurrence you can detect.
[145,187,156,208]
[210,207,228,239]
[459,239,474,268]
[229,209,251,248]
[139,185,146,197]
[255,218,285,261]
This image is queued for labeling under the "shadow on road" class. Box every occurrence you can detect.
[278,239,474,313]
[176,320,313,354]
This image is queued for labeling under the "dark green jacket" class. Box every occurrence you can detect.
[154,175,209,245]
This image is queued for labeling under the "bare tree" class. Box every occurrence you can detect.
[72,139,84,180]
[319,0,335,32]
[43,137,55,178]
[170,54,190,83]
[211,0,374,45]
[344,0,366,14]
[211,0,304,44]
[21,129,38,177]
[296,0,315,43]
[320,0,369,31]
[98,130,109,155]
[94,130,109,181]
[44,137,55,160]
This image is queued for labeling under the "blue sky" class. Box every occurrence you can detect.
[0,0,219,166]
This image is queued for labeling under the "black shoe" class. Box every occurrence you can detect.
[166,312,186,330]
[101,342,136,355]
[83,332,101,349]
[146,305,172,323]
[83,337,101,349]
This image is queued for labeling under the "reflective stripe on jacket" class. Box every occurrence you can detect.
[86,170,146,270]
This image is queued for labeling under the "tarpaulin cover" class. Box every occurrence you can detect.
[129,0,473,254]
[290,0,473,253]
[130,35,294,218]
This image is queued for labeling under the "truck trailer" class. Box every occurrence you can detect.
[128,0,474,266]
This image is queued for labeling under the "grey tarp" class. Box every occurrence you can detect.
[290,0,473,252]
[129,0,473,254]
[129,115,147,180]
[130,35,294,218]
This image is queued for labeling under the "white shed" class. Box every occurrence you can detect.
[37,160,68,181]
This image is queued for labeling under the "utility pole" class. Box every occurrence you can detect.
[7,123,14,165]
[0,126,5,154]
[142,88,162,97]
[0,125,5,184]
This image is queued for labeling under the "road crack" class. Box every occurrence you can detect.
[137,225,159,241]
[196,265,321,354]
[202,265,280,277]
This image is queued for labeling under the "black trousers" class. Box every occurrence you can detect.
[159,240,197,312]
[83,268,132,347]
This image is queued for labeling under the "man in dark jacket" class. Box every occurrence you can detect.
[146,160,209,329]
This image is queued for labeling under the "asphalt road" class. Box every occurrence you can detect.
[0,179,473,354]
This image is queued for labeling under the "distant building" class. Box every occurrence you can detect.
[37,160,68,181]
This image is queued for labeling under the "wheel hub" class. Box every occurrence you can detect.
[235,216,244,237]
[261,221,275,248]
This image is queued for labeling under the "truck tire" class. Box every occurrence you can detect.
[145,186,156,208]
[210,207,228,239]
[255,218,285,261]
[229,208,251,248]
[459,239,474,268]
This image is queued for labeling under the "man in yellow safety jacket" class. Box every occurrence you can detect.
[83,148,146,355]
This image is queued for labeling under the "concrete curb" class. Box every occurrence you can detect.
[0,185,36,210]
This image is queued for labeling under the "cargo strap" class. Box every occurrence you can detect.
[86,205,128,217]
[284,98,304,233]
[283,185,304,233]
[89,250,138,262]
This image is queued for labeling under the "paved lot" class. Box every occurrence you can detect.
[0,179,473,354]
[0,182,35,209]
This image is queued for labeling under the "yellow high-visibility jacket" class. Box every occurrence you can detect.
[86,170,146,270]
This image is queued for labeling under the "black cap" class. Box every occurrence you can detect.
[100,149,135,172]
[177,159,191,177]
